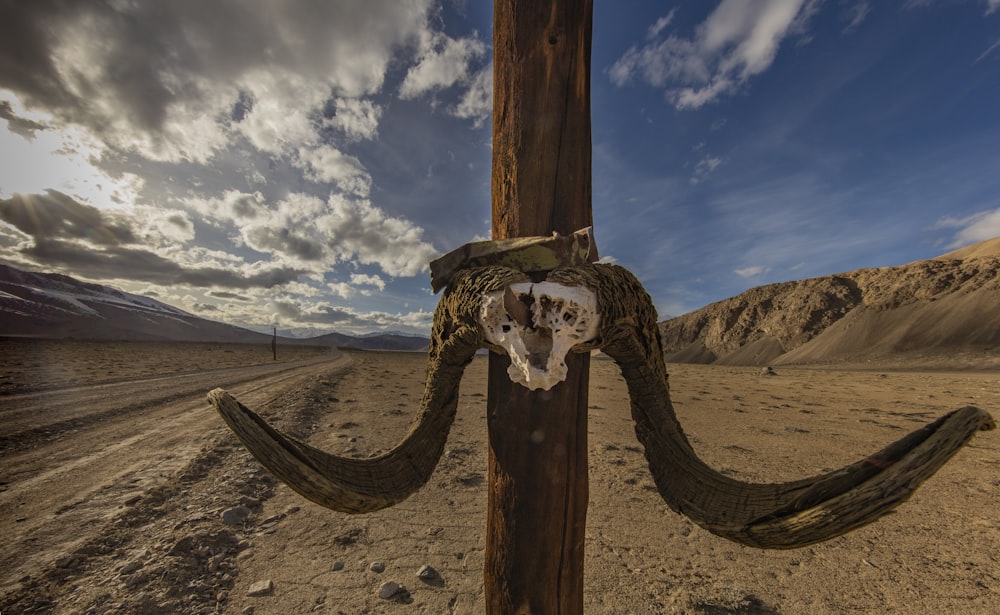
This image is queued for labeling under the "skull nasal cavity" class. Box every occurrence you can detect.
[522,327,554,369]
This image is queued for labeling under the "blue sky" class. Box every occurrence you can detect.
[1,0,998,335]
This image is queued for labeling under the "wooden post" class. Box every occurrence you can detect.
[486,1,593,613]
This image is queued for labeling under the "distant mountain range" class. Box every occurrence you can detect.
[658,237,1000,367]
[0,263,428,351]
[7,235,999,365]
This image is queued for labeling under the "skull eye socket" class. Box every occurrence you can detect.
[562,310,576,325]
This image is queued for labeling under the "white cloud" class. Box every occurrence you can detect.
[975,38,1000,64]
[610,0,816,109]
[295,145,373,196]
[350,273,386,291]
[327,98,383,142]
[989,0,1000,15]
[227,191,438,277]
[842,1,871,33]
[735,265,770,277]
[690,155,723,184]
[266,295,433,335]
[451,65,493,127]
[315,193,439,277]
[327,281,357,299]
[185,190,267,223]
[138,207,196,244]
[399,33,487,99]
[0,92,145,209]
[233,71,329,157]
[934,207,1000,248]
[648,10,677,39]
[4,0,437,163]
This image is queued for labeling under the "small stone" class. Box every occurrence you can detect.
[168,535,194,555]
[284,505,300,515]
[331,561,344,571]
[369,561,385,573]
[55,556,79,569]
[207,553,226,572]
[123,572,148,588]
[377,581,401,599]
[241,607,255,615]
[120,559,143,575]
[239,496,261,509]
[416,564,438,581]
[246,579,274,597]
[221,506,252,527]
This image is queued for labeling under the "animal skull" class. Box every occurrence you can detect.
[479,281,600,390]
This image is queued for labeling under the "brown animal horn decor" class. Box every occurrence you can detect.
[208,260,994,549]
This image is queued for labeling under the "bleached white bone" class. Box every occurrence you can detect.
[480,281,600,390]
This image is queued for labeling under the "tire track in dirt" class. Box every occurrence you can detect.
[0,354,352,597]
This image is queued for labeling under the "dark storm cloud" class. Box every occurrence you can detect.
[209,290,251,301]
[272,300,359,325]
[0,191,136,245]
[0,100,48,138]
[21,239,306,289]
[245,226,326,261]
[0,0,77,111]
[0,0,431,147]
[0,0,176,132]
[164,212,193,234]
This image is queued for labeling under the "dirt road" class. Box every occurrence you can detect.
[1,348,350,611]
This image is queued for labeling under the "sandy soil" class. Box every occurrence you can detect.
[1,342,997,614]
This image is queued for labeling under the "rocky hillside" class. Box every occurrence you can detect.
[658,237,1000,367]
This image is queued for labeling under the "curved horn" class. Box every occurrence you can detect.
[549,264,995,549]
[208,266,530,513]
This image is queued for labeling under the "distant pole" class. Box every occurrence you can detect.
[272,327,277,361]
[486,0,593,612]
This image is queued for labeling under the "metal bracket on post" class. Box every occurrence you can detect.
[429,226,597,293]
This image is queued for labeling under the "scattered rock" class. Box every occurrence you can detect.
[759,366,777,376]
[221,505,252,526]
[416,564,438,581]
[369,561,386,573]
[120,559,144,575]
[55,555,79,569]
[239,496,261,509]
[377,581,401,599]
[241,607,255,615]
[207,553,226,572]
[331,561,344,571]
[246,579,274,597]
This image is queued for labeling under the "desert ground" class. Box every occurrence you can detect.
[1,339,998,614]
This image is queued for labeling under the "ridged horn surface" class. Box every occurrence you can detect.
[208,266,530,513]
[548,264,995,549]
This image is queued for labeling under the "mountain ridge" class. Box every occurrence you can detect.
[0,263,428,351]
[658,237,1000,368]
